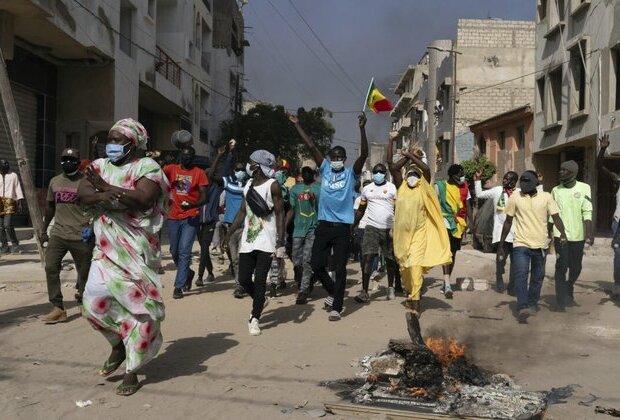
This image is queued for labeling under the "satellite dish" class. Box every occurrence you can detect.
[171,130,193,149]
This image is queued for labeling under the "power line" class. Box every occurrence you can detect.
[264,0,361,101]
[286,0,364,96]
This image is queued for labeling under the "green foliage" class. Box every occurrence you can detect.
[461,155,497,183]
[220,104,334,172]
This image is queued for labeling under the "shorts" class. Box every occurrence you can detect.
[448,231,462,254]
[362,225,394,259]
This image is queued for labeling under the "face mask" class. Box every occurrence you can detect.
[407,175,420,188]
[61,160,80,176]
[179,154,193,167]
[372,173,386,184]
[330,160,344,171]
[246,163,257,177]
[106,143,131,163]
[234,170,247,181]
[275,170,287,184]
[457,176,466,185]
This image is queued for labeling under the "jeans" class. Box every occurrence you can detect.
[238,250,273,319]
[0,213,18,246]
[198,221,216,279]
[45,235,94,308]
[311,221,351,313]
[512,246,546,310]
[494,242,514,287]
[168,216,200,289]
[292,232,315,293]
[613,221,620,286]
[554,239,585,307]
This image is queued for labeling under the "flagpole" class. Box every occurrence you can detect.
[362,77,374,112]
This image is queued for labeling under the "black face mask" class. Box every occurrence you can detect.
[179,155,193,167]
[61,160,80,175]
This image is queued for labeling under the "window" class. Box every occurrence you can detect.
[498,131,506,150]
[612,47,620,111]
[517,126,526,150]
[478,135,487,156]
[120,2,134,57]
[147,0,155,18]
[545,0,566,36]
[536,77,545,114]
[568,39,588,116]
[548,67,563,124]
[538,0,547,21]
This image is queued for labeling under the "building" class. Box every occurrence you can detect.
[391,19,535,176]
[533,0,620,231]
[470,105,534,184]
[0,0,245,208]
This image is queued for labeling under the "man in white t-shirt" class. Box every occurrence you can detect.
[353,163,398,302]
[473,170,518,294]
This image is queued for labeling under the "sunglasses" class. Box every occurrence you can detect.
[372,169,386,174]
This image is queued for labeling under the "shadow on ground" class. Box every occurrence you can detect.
[0,301,80,330]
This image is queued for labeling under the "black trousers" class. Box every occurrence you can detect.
[238,250,273,320]
[311,221,351,313]
[198,221,217,279]
[554,239,585,307]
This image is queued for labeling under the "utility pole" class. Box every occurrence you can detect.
[0,48,45,265]
[426,42,440,178]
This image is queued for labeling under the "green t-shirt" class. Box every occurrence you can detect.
[551,181,592,241]
[47,173,91,241]
[289,182,321,238]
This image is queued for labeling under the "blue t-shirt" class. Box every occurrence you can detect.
[318,159,358,224]
[223,176,245,224]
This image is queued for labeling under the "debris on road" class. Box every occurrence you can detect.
[75,400,93,408]
[595,405,620,417]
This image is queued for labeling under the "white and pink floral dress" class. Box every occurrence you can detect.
[82,157,169,373]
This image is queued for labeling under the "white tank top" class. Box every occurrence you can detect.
[240,178,277,254]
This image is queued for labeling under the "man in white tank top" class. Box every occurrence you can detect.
[222,150,286,336]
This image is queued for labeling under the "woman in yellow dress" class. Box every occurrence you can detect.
[387,136,452,318]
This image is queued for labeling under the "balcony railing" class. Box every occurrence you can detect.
[155,45,181,88]
[201,51,210,73]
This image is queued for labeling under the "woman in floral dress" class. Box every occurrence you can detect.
[78,118,169,396]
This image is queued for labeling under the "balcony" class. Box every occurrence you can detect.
[155,45,181,88]
[201,51,210,73]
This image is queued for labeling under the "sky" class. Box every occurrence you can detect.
[242,0,535,156]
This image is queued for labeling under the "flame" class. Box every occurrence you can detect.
[408,387,428,398]
[424,337,466,366]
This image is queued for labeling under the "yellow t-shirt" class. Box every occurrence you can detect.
[504,191,559,249]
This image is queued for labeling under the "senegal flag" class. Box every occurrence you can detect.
[365,78,394,113]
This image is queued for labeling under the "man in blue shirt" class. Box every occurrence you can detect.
[290,113,368,321]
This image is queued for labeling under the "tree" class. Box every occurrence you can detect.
[220,104,334,172]
[461,155,497,184]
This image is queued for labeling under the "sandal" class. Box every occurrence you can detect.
[99,357,125,377]
[116,382,140,396]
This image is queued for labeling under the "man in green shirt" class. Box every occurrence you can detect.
[286,167,321,305]
[550,160,593,310]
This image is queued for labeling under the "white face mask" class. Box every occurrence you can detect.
[407,175,420,188]
[330,160,344,171]
[457,176,466,185]
[246,163,256,177]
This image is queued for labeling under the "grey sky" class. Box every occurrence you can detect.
[243,0,534,156]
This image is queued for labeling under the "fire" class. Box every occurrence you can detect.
[424,337,466,366]
[408,387,428,398]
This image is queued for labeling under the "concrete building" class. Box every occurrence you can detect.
[533,0,620,231]
[470,105,534,184]
[391,19,535,176]
[0,0,245,208]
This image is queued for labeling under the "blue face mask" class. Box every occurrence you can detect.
[106,143,130,162]
[373,173,386,184]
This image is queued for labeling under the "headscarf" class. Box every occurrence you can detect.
[559,160,578,184]
[519,170,538,195]
[109,118,149,150]
[250,150,276,178]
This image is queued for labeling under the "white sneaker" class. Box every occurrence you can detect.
[387,287,395,300]
[248,317,261,336]
[328,310,341,321]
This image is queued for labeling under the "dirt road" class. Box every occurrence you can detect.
[1,244,619,419]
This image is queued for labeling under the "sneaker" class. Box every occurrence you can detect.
[444,285,453,299]
[248,317,261,336]
[296,291,308,305]
[517,308,530,323]
[233,287,245,299]
[40,307,68,324]
[394,287,404,295]
[324,295,334,309]
[328,310,341,321]
[173,288,184,299]
[184,269,195,292]
[269,283,277,298]
[206,273,215,283]
[195,278,205,287]
[387,287,395,301]
[354,290,370,303]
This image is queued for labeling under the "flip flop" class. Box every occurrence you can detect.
[116,382,140,396]
[99,357,125,377]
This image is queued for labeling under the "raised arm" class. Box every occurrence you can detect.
[289,114,323,168]
[208,145,227,185]
[353,113,369,176]
[597,134,620,182]
[473,170,497,200]
[387,131,407,188]
[402,149,431,182]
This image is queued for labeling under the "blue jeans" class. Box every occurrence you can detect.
[512,246,546,310]
[613,222,620,286]
[168,217,200,289]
